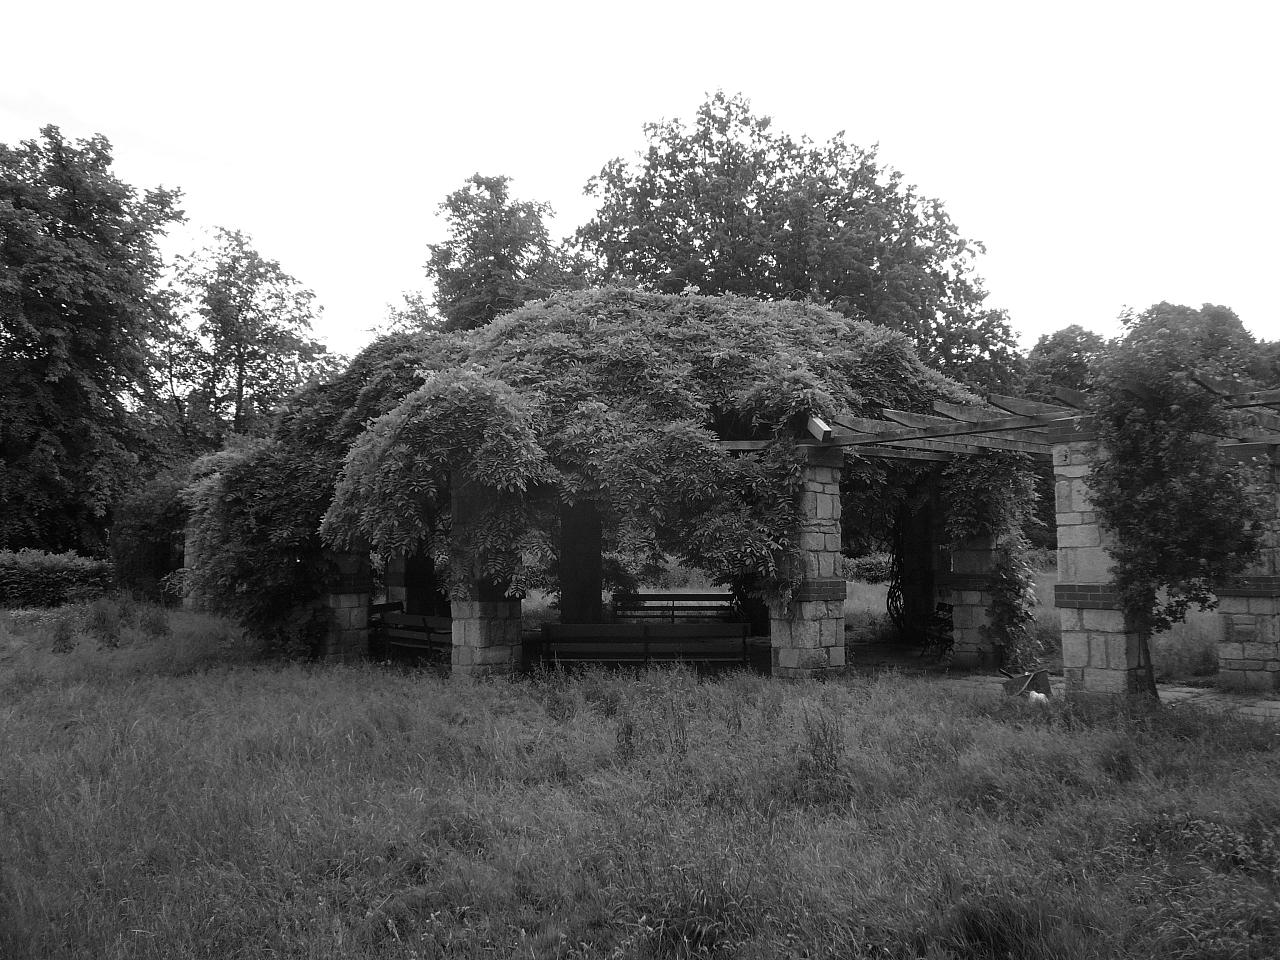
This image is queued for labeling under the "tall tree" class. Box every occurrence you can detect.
[1089,302,1266,697]
[0,126,181,553]
[157,228,340,449]
[425,174,581,331]
[577,92,1020,388]
[1025,324,1107,397]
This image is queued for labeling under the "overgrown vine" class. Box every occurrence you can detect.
[939,453,1041,670]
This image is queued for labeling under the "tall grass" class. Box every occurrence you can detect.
[2,617,1278,959]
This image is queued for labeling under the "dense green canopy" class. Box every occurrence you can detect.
[316,288,977,595]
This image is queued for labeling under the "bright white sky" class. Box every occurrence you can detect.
[3,0,1277,358]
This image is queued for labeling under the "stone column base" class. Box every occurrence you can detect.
[1059,605,1148,699]
[451,599,522,678]
[770,592,845,680]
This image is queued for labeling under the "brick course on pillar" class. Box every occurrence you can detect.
[322,551,372,661]
[770,446,847,679]
[1052,437,1148,698]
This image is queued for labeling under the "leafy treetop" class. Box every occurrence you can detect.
[425,175,583,332]
[0,125,182,553]
[576,92,1021,389]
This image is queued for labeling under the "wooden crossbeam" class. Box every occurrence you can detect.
[844,445,953,463]
[876,409,1052,449]
[1217,441,1280,462]
[1191,371,1247,396]
[830,422,1049,457]
[831,411,1079,446]
[932,401,1000,422]
[986,394,1075,416]
[1232,409,1280,434]
[718,437,955,461]
[1224,389,1280,410]
[807,415,833,441]
[1048,386,1089,409]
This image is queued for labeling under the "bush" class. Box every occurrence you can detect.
[0,550,113,608]
[842,553,891,584]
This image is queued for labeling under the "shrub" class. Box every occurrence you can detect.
[842,553,891,584]
[0,550,113,608]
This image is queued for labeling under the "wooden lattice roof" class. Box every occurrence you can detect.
[721,380,1280,463]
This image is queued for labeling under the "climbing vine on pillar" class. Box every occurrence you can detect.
[940,454,1040,669]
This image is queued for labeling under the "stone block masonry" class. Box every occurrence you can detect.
[1052,437,1149,699]
[320,551,372,661]
[769,446,847,679]
[450,599,522,676]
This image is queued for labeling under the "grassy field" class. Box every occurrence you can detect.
[3,602,1279,959]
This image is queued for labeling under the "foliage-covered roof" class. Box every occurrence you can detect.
[316,288,977,591]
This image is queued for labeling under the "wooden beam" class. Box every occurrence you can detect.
[807,415,833,442]
[1232,409,1280,434]
[718,440,770,451]
[829,427,1050,458]
[841,445,953,463]
[1191,370,1248,396]
[877,409,1053,447]
[1225,389,1280,410]
[831,411,1078,446]
[986,394,1074,416]
[1048,386,1090,409]
[1217,441,1280,462]
[932,401,1000,422]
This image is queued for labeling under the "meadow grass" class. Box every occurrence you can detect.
[3,607,1279,959]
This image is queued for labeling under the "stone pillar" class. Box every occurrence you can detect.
[936,534,997,668]
[1216,462,1280,692]
[770,447,847,679]
[449,482,522,678]
[321,551,372,661]
[1052,437,1149,699]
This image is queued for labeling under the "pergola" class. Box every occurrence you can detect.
[262,286,1280,700]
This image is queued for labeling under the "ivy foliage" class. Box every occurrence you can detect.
[184,441,343,655]
[940,454,1042,670]
[320,288,979,600]
[1089,307,1265,649]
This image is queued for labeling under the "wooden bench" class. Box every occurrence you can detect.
[538,621,749,667]
[612,591,738,623]
[370,601,451,662]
